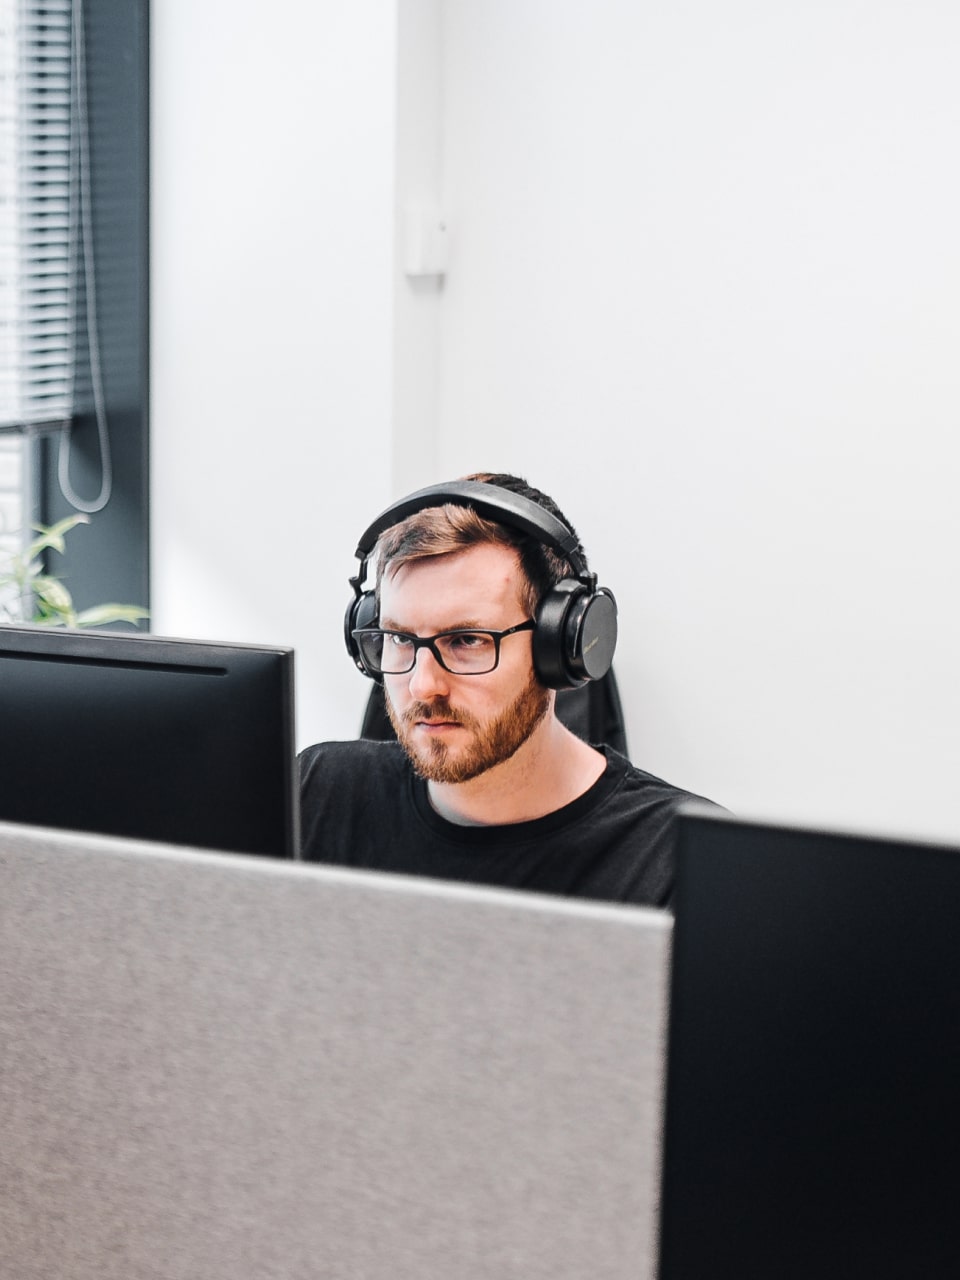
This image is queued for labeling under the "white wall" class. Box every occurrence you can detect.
[152,1,960,842]
[393,0,443,495]
[151,0,398,748]
[433,0,960,841]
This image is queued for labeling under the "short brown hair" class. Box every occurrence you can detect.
[375,473,585,617]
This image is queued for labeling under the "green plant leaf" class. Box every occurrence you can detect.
[32,608,79,627]
[5,515,146,631]
[25,515,90,562]
[75,603,150,628]
[32,575,75,616]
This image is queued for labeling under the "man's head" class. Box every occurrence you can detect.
[346,473,617,784]
[370,474,585,784]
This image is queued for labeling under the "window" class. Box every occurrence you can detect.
[0,0,148,615]
[0,0,74,437]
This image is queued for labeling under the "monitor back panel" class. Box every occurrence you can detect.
[0,822,671,1280]
[0,626,298,858]
[660,810,960,1280]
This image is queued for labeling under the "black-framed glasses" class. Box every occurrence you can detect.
[352,621,536,676]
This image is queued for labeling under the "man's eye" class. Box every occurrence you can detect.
[386,633,412,649]
[448,632,491,651]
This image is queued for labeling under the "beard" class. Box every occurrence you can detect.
[385,674,552,784]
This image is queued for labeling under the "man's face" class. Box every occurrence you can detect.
[379,542,550,784]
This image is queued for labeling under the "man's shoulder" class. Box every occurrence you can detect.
[298,739,418,865]
[602,746,718,807]
[570,748,723,907]
[299,738,409,784]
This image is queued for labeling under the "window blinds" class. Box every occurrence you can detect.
[1,0,113,512]
[0,0,75,434]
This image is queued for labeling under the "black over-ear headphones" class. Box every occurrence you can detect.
[344,480,618,690]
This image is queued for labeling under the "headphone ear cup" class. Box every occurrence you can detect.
[533,581,618,690]
[344,590,381,680]
[567,587,618,683]
[533,579,588,690]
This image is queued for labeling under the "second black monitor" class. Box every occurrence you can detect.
[660,808,960,1279]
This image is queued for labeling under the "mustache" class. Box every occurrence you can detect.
[401,698,474,727]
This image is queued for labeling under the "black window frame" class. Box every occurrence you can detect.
[34,0,150,621]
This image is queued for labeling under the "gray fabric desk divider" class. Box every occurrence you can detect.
[0,820,671,1280]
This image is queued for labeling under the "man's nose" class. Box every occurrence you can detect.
[406,644,451,699]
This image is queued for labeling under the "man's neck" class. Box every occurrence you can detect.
[426,715,607,827]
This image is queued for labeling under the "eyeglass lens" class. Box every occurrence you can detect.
[359,630,500,675]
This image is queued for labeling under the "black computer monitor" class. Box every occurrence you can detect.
[0,625,299,858]
[659,808,960,1280]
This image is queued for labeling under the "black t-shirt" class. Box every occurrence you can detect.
[299,739,716,907]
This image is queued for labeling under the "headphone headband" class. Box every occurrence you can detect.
[353,480,588,578]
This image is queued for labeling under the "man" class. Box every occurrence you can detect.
[299,473,718,906]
